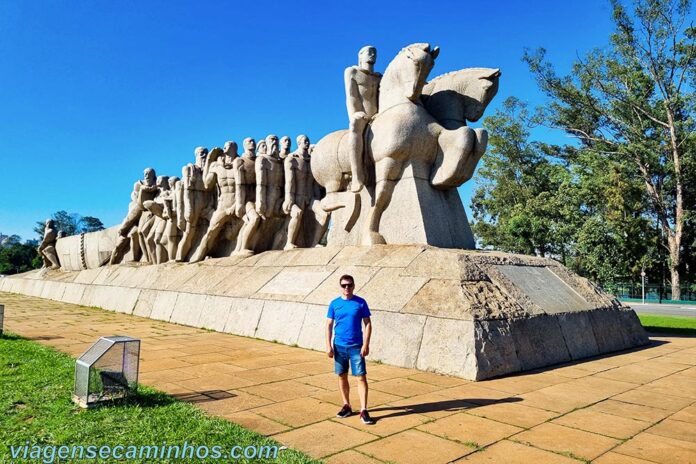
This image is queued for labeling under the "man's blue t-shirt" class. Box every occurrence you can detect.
[327,295,371,346]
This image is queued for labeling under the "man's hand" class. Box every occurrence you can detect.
[327,348,334,358]
[282,199,293,215]
[360,345,369,357]
[353,111,368,121]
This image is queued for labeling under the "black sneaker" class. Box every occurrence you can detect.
[336,404,352,418]
[359,409,376,425]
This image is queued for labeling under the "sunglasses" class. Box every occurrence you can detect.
[340,283,354,288]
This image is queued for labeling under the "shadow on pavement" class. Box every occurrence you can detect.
[370,397,522,421]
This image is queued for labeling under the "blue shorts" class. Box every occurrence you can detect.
[334,343,366,376]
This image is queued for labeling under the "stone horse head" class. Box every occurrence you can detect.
[379,43,440,112]
[421,68,501,129]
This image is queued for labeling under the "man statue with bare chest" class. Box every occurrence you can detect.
[234,137,261,255]
[190,141,240,262]
[176,147,211,261]
[345,45,381,193]
[283,134,313,249]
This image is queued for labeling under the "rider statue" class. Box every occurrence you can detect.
[344,45,381,193]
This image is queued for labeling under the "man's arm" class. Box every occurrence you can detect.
[283,157,296,214]
[203,169,217,191]
[233,159,246,217]
[255,158,267,219]
[361,317,372,357]
[326,318,334,358]
[344,67,365,118]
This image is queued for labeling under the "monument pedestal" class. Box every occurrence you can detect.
[0,245,648,380]
[328,161,475,248]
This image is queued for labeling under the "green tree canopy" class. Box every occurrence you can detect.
[33,211,105,239]
[473,97,659,284]
[521,0,694,298]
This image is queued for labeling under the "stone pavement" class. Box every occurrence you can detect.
[2,291,696,464]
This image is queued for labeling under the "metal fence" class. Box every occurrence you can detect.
[604,282,696,304]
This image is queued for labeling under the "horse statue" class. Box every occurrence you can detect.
[311,43,500,246]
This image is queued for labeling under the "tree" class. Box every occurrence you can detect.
[472,97,584,261]
[0,235,39,275]
[79,216,105,233]
[524,0,695,299]
[34,211,104,239]
[473,97,660,285]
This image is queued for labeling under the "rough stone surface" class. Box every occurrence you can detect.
[223,298,264,337]
[416,317,477,378]
[133,289,157,318]
[369,310,426,368]
[557,311,601,360]
[474,319,521,379]
[254,300,308,346]
[149,291,179,321]
[511,315,571,370]
[1,245,648,380]
[297,303,330,351]
[169,292,205,326]
[197,295,234,332]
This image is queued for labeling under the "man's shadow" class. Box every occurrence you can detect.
[369,397,522,421]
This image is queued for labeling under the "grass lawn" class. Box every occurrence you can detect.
[638,313,696,335]
[0,332,318,464]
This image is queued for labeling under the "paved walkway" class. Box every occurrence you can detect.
[2,291,696,464]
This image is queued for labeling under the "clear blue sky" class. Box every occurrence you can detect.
[0,0,616,240]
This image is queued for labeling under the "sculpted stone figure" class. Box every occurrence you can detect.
[190,142,241,262]
[344,45,382,193]
[312,43,500,246]
[283,135,314,249]
[143,175,170,264]
[233,138,261,255]
[279,136,292,160]
[176,147,212,261]
[38,219,60,269]
[255,135,284,220]
[164,176,182,262]
[110,168,158,264]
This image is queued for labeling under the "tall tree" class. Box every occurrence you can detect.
[0,237,40,274]
[472,97,584,261]
[33,211,104,238]
[524,0,695,299]
[79,216,105,233]
[474,97,660,285]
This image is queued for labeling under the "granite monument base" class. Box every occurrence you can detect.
[0,245,648,380]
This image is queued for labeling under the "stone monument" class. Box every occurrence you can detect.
[0,42,648,380]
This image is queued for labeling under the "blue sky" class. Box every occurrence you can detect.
[0,0,616,240]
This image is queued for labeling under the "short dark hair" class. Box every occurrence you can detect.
[339,274,355,284]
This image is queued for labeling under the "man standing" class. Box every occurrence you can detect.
[326,274,375,424]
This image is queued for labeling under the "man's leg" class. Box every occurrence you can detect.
[347,115,367,192]
[357,375,368,411]
[338,373,351,407]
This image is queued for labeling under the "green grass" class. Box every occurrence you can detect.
[638,314,696,335]
[0,332,319,464]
